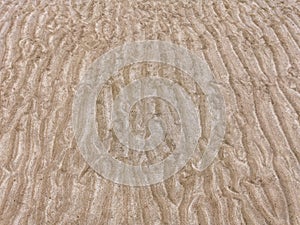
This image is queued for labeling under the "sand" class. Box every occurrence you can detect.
[0,0,300,224]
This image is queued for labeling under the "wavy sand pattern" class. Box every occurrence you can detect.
[0,0,300,224]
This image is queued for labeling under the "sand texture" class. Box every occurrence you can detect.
[0,0,300,224]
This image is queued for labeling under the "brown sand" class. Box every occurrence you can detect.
[0,0,300,224]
